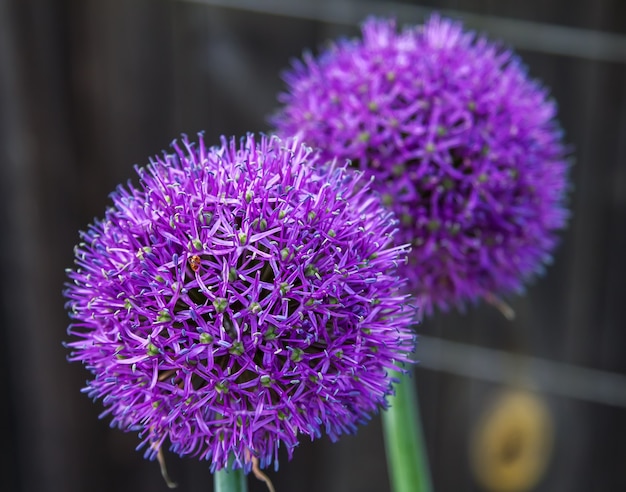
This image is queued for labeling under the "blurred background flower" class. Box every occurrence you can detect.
[273,15,569,315]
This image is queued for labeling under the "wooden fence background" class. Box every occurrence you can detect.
[1,1,625,491]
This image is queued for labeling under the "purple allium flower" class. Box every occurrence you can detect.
[65,133,415,472]
[272,16,569,314]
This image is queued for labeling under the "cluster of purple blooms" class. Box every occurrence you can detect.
[273,15,569,314]
[65,134,415,471]
[65,13,569,477]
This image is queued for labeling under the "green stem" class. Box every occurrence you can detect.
[382,369,433,492]
[214,460,248,492]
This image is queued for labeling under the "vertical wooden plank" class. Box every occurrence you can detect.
[0,0,90,490]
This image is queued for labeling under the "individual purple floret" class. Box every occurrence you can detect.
[65,133,415,472]
[272,15,569,315]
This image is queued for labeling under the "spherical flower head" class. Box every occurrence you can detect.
[65,133,415,472]
[272,15,570,314]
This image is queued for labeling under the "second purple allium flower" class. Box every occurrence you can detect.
[65,134,415,472]
[273,16,569,314]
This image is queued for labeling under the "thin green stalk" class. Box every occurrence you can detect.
[214,459,248,492]
[382,369,433,492]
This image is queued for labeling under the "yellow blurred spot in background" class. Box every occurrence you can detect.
[470,389,554,492]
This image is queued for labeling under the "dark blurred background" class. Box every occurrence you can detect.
[1,1,625,491]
